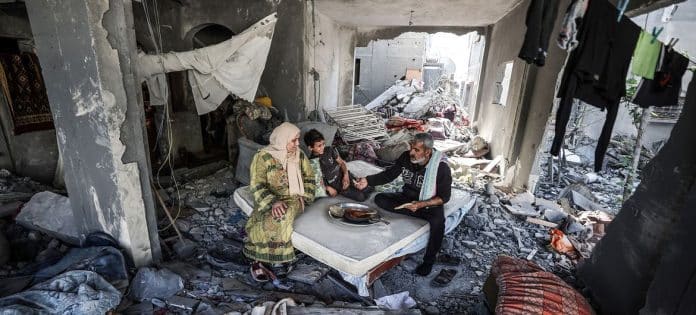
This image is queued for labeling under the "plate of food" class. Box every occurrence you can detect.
[328,203,389,225]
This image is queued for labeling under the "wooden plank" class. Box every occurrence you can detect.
[526,217,559,228]
[367,256,405,286]
[482,155,503,173]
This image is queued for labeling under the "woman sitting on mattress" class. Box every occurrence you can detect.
[244,122,316,279]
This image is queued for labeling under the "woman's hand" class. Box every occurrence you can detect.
[271,201,288,219]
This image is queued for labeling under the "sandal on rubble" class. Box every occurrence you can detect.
[250,262,269,283]
[431,268,458,287]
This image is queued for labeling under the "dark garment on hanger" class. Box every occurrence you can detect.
[632,47,690,108]
[551,0,640,172]
[518,0,560,66]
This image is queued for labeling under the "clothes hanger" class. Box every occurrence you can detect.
[651,26,664,44]
[667,38,679,52]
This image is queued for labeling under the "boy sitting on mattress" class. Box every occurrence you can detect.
[304,129,370,201]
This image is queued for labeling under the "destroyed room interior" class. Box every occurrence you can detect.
[1,0,695,314]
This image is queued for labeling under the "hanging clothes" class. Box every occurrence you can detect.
[551,0,641,172]
[138,13,277,115]
[518,0,560,66]
[557,0,589,51]
[632,46,690,108]
[631,30,663,80]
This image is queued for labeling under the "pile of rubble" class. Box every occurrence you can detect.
[365,78,466,123]
[534,133,651,215]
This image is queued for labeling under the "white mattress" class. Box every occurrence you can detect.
[233,186,474,276]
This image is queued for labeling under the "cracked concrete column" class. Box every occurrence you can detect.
[25,0,160,266]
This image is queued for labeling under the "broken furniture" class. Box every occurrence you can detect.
[233,160,476,296]
[324,105,389,144]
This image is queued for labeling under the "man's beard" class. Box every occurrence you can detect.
[410,157,427,165]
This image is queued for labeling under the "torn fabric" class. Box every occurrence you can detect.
[138,13,277,115]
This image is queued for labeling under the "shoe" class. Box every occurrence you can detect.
[415,262,433,276]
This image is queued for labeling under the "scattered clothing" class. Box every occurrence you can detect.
[348,142,379,164]
[632,46,691,108]
[557,0,589,51]
[518,0,560,66]
[551,0,640,172]
[0,270,121,315]
[631,30,663,80]
[33,246,128,289]
[128,267,183,302]
[375,291,417,311]
[0,52,53,134]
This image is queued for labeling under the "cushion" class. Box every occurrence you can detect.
[308,158,327,198]
[490,256,593,315]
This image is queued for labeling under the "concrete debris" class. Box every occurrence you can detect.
[15,191,80,246]
[128,267,184,302]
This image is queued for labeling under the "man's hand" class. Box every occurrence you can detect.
[326,185,338,197]
[403,201,421,212]
[271,201,288,219]
[353,177,368,190]
[341,174,350,191]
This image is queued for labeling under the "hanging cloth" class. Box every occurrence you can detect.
[138,13,277,115]
[518,0,560,66]
[631,30,663,80]
[632,46,690,108]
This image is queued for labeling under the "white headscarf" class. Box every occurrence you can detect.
[262,122,304,195]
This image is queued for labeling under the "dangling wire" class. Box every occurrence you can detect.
[142,0,182,232]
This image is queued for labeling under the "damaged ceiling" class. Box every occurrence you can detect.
[314,0,525,27]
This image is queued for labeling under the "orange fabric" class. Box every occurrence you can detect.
[491,256,593,315]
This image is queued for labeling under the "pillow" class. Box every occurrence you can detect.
[309,158,327,198]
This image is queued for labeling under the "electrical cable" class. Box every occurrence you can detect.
[142,0,182,232]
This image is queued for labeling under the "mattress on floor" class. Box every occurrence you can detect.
[233,186,473,276]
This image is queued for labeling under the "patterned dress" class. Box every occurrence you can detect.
[243,150,316,264]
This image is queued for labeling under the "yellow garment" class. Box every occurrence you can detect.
[255,96,272,108]
[262,122,304,196]
[243,150,316,263]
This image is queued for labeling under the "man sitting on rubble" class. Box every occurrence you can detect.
[304,129,370,201]
[354,133,452,276]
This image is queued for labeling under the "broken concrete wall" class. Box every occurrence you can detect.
[472,1,530,164]
[26,0,158,266]
[352,26,480,106]
[577,72,696,315]
[132,0,308,159]
[353,33,427,105]
[0,3,59,184]
[506,0,569,189]
[304,7,357,115]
